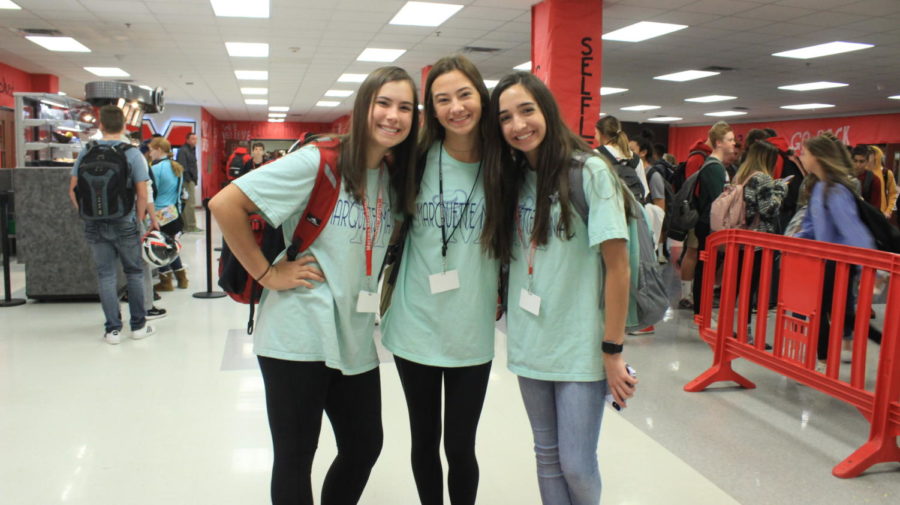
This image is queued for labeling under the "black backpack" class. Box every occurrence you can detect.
[854,197,900,254]
[671,149,708,193]
[645,160,676,207]
[76,141,135,220]
[597,146,645,202]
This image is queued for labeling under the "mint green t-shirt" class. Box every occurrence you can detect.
[381,142,499,367]
[234,145,393,375]
[507,154,628,382]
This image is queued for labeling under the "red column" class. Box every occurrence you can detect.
[531,0,602,145]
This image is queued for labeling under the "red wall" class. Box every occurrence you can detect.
[668,113,900,161]
[0,62,59,108]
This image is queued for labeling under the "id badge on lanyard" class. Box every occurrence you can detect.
[516,207,540,316]
[357,169,384,313]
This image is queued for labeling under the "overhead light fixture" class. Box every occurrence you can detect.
[685,95,736,103]
[0,1,22,9]
[268,118,284,123]
[235,70,268,80]
[890,95,900,100]
[245,98,268,105]
[780,103,835,110]
[26,36,91,52]
[226,42,269,57]
[654,70,719,82]
[620,105,660,111]
[602,21,687,43]
[268,113,287,118]
[778,81,848,91]
[358,48,406,62]
[390,1,463,27]
[514,61,531,71]
[240,87,267,95]
[269,106,289,112]
[211,0,269,18]
[484,80,499,89]
[84,67,130,77]
[600,87,628,96]
[648,117,683,122]
[704,110,747,117]
[773,41,873,59]
[338,73,368,83]
[316,101,341,107]
[325,90,354,97]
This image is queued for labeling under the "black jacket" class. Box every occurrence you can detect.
[176,144,198,184]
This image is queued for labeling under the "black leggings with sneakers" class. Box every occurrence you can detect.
[257,357,382,505]
[394,356,492,505]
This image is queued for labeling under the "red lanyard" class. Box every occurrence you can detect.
[362,168,385,277]
[515,207,537,280]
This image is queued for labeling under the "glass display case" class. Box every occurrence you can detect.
[13,92,97,167]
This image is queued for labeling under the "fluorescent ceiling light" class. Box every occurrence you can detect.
[620,105,660,111]
[780,103,835,110]
[704,111,747,117]
[240,87,267,95]
[390,1,463,27]
[685,95,736,103]
[514,61,531,71]
[235,70,268,80]
[245,98,268,105]
[325,90,354,98]
[211,0,269,18]
[26,36,91,52]
[269,106,289,111]
[890,95,900,100]
[0,0,21,9]
[84,67,129,77]
[268,113,287,118]
[778,81,848,91]
[773,41,873,59]
[654,70,719,82]
[268,119,284,123]
[484,80,499,89]
[226,42,269,57]
[316,101,341,107]
[338,73,368,83]
[358,48,406,62]
[602,21,687,43]
[600,87,628,96]
[648,117,683,122]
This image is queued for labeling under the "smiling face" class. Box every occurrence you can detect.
[367,79,415,154]
[431,69,482,141]
[498,83,546,167]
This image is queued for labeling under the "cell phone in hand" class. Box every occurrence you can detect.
[605,364,637,411]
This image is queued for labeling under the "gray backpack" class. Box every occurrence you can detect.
[568,152,669,331]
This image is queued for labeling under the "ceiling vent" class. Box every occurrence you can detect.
[462,46,501,54]
[702,65,735,72]
[19,28,64,36]
[733,106,749,110]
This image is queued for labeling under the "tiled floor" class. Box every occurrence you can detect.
[1,211,897,504]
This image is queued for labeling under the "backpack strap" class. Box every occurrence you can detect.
[597,146,618,167]
[568,151,591,224]
[285,138,343,260]
[862,170,874,200]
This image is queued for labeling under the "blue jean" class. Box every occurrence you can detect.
[84,217,146,332]
[518,377,607,505]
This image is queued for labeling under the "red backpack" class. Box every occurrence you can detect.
[218,137,342,333]
[225,147,252,181]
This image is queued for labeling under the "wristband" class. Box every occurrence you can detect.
[255,264,272,282]
[601,341,623,355]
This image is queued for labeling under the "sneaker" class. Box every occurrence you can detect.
[815,360,827,374]
[678,298,694,310]
[629,326,655,335]
[132,324,156,340]
[146,307,167,320]
[104,330,121,345]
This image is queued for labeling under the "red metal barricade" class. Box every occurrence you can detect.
[684,229,900,478]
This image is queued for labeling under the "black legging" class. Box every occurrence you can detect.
[257,357,383,505]
[394,356,492,505]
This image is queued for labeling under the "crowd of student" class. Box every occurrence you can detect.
[68,52,897,505]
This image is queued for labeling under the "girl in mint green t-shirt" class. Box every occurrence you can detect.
[381,55,498,505]
[480,71,638,505]
[210,67,419,505]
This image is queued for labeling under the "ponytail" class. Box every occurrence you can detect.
[595,115,632,158]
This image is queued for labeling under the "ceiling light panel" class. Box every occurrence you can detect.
[268,119,284,123]
[26,36,91,52]
[890,95,900,100]
[514,61,531,71]
[316,101,341,107]
[685,95,736,103]
[772,41,873,59]
[780,103,835,110]
[600,87,628,96]
[325,90,354,97]
[654,70,719,82]
[226,42,269,57]
[390,1,463,27]
[245,99,268,105]
[484,80,499,89]
[602,22,687,43]
[0,1,22,9]
[648,117,683,122]
[211,0,269,18]
[84,67,129,77]
[268,113,286,118]
[704,111,747,117]
[235,70,268,80]
[269,106,289,112]
[778,81,848,91]
[620,105,660,111]
[240,87,267,95]
[358,48,406,62]
[338,73,368,83]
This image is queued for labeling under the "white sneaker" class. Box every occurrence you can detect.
[104,330,121,345]
[132,324,156,340]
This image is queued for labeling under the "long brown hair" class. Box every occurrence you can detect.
[734,140,779,185]
[595,115,632,157]
[481,71,592,263]
[804,134,859,196]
